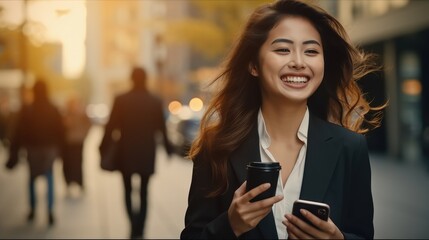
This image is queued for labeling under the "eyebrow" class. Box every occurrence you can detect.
[271,38,321,46]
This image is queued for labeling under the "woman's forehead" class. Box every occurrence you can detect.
[267,16,322,44]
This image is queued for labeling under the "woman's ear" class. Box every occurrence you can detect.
[249,63,258,77]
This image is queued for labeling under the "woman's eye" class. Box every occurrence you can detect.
[274,48,290,54]
[305,49,319,55]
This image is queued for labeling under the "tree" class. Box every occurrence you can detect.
[164,0,271,60]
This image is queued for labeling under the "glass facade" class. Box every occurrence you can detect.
[322,0,429,164]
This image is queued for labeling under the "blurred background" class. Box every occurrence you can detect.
[0,0,428,239]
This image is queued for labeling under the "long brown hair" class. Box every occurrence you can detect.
[190,0,384,196]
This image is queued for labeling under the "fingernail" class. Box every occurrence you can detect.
[300,209,307,215]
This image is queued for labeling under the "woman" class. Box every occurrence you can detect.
[7,79,65,226]
[181,0,384,239]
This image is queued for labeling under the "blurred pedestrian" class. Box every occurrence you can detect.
[62,95,91,195]
[0,95,9,147]
[6,79,65,227]
[181,0,384,239]
[99,66,173,239]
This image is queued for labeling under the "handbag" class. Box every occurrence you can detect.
[100,131,120,171]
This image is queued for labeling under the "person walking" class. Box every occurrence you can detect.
[62,95,91,195]
[181,0,385,239]
[6,79,65,226]
[99,66,172,239]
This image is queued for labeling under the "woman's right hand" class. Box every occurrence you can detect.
[227,181,283,237]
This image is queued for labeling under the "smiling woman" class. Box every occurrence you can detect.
[181,0,384,239]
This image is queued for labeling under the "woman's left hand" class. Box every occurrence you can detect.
[283,209,344,239]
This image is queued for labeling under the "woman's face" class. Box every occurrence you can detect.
[252,15,324,105]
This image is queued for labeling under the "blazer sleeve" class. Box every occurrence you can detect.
[342,134,374,239]
[181,157,237,240]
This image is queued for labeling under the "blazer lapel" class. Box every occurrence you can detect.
[230,123,278,239]
[230,123,260,183]
[300,114,342,202]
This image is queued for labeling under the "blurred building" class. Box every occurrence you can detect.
[86,0,191,122]
[0,1,193,123]
[0,0,88,111]
[319,0,429,163]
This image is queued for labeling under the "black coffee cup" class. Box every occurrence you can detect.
[246,162,281,202]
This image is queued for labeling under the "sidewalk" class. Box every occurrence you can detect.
[370,153,429,239]
[0,125,193,239]
[0,125,429,239]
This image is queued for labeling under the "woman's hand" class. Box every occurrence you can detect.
[283,209,344,239]
[228,181,283,237]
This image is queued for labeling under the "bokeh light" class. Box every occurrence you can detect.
[168,100,182,115]
[189,97,203,112]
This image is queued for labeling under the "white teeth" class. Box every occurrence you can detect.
[281,76,308,83]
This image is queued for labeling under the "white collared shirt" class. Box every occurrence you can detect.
[257,108,309,239]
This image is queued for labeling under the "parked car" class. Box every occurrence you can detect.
[166,112,201,157]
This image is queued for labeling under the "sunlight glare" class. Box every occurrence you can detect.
[28,0,86,79]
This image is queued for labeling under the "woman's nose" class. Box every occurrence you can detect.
[287,54,306,70]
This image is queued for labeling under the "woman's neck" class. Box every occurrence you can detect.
[261,101,307,142]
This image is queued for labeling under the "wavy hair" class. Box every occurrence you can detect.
[190,0,384,196]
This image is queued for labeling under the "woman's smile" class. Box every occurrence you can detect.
[281,74,310,89]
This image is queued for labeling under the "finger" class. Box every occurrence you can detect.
[234,195,283,225]
[239,194,283,215]
[323,217,342,238]
[285,217,311,239]
[253,194,284,208]
[285,213,314,239]
[229,201,276,231]
[235,197,278,218]
[242,183,270,202]
[234,181,247,197]
[233,181,250,201]
[288,232,298,240]
[295,209,331,237]
[240,206,274,223]
[300,209,328,230]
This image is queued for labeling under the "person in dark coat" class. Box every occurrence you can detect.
[99,66,173,239]
[62,95,91,194]
[6,79,65,226]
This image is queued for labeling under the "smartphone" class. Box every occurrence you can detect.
[292,199,330,226]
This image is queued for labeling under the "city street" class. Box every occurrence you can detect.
[0,125,428,239]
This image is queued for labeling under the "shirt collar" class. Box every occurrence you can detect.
[258,110,271,148]
[298,107,309,143]
[257,107,309,148]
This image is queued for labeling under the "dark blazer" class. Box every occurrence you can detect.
[6,101,65,175]
[100,88,171,176]
[181,113,374,239]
